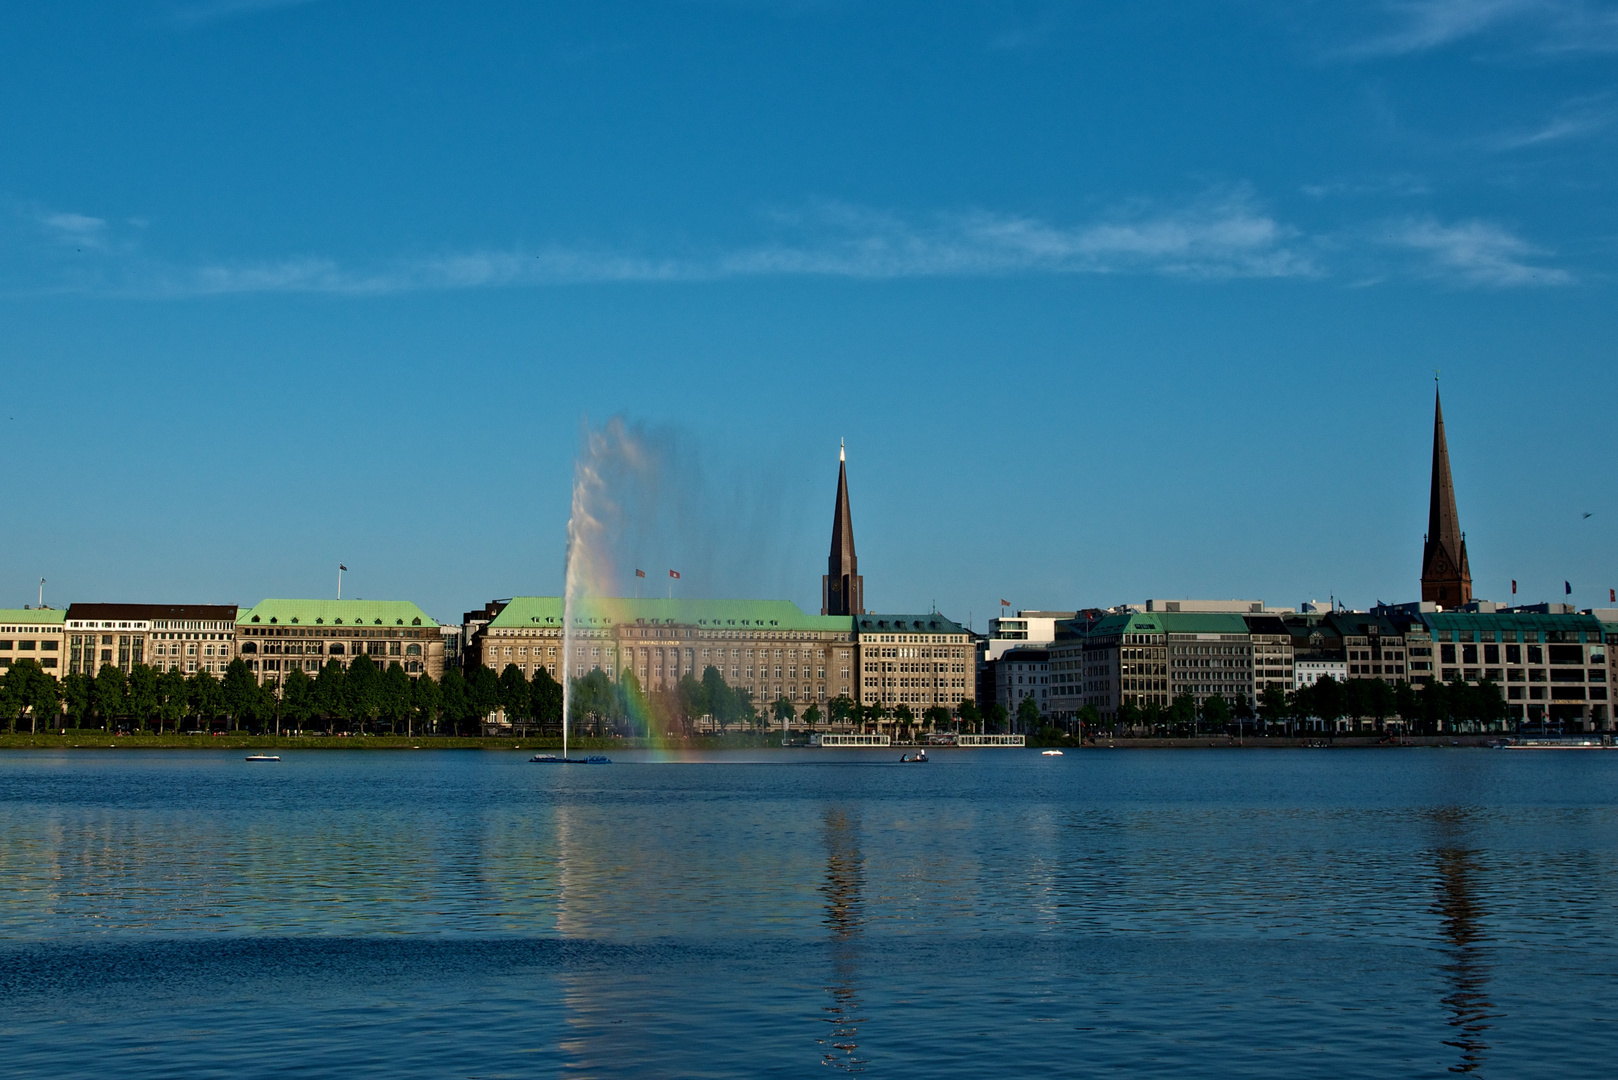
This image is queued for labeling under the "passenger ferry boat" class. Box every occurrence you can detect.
[810,733,892,747]
[957,734,1026,748]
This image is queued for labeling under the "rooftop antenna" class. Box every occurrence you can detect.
[38,578,44,607]
[840,438,845,462]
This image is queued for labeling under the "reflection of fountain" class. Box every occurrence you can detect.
[1432,810,1498,1074]
[819,808,868,1072]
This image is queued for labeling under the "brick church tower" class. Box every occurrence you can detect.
[1421,388,1472,609]
[822,442,865,617]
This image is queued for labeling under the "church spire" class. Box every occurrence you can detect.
[1421,387,1472,608]
[822,442,864,616]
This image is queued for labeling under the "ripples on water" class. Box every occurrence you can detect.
[1,749,1615,1078]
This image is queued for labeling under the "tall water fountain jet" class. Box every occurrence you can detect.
[555,415,817,755]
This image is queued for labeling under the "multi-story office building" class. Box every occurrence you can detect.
[479,597,858,711]
[1294,658,1347,690]
[989,645,1050,714]
[1246,615,1295,696]
[1420,610,1606,729]
[64,603,238,676]
[0,608,66,677]
[236,600,444,683]
[855,612,973,713]
[975,609,1076,705]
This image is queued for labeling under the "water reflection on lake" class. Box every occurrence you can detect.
[1,748,1616,1078]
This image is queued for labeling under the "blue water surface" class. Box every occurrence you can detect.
[1,747,1615,1078]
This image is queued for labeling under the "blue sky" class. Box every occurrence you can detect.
[3,0,1616,626]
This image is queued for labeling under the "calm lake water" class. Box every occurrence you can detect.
[1,747,1615,1078]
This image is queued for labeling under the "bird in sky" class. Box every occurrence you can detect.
[1583,512,1593,519]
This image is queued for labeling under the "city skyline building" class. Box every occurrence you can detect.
[821,442,864,618]
[1421,388,1473,609]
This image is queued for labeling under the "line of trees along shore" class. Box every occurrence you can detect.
[1085,674,1511,738]
[1,656,986,739]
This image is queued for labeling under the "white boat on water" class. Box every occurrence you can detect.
[1041,749,1063,756]
[245,755,280,762]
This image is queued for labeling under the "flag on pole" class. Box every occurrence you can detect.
[339,564,348,571]
[669,570,681,579]
[999,599,1010,607]
[1511,580,1517,594]
[635,569,645,578]
[1610,588,1615,603]
[1565,581,1572,595]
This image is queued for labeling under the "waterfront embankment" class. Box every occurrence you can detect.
[0,732,1510,750]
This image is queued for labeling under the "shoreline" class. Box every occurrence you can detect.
[0,733,1518,750]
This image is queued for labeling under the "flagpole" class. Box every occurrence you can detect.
[337,565,342,600]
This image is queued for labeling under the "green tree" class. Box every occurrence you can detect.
[0,659,52,732]
[866,699,889,732]
[1311,675,1346,732]
[281,667,315,734]
[346,654,383,734]
[30,668,62,734]
[828,694,857,729]
[93,664,129,728]
[1257,685,1290,731]
[157,667,188,732]
[438,667,469,735]
[62,671,91,730]
[314,659,348,733]
[530,667,563,732]
[1167,693,1196,734]
[773,695,796,733]
[1115,699,1142,731]
[411,672,442,734]
[126,664,160,731]
[1200,693,1232,734]
[498,664,532,729]
[680,672,711,731]
[1015,695,1041,732]
[1076,703,1100,736]
[732,686,758,731]
[189,668,223,729]
[803,702,824,729]
[956,697,981,732]
[381,662,413,735]
[922,704,949,731]
[221,659,260,732]
[701,666,731,732]
[1393,680,1422,733]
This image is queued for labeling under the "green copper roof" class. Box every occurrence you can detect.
[1421,611,1603,635]
[237,599,438,629]
[487,597,854,633]
[0,608,65,626]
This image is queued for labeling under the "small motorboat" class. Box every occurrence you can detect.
[245,754,280,762]
[899,750,929,763]
[1041,749,1064,756]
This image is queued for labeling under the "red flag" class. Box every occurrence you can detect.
[1610,588,1615,603]
[669,570,681,579]
[1511,580,1516,594]
[635,569,645,578]
[999,599,1010,607]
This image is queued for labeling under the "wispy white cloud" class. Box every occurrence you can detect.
[10,196,1575,297]
[1488,94,1618,149]
[39,211,109,248]
[1382,216,1573,285]
[18,191,1319,298]
[1345,0,1618,57]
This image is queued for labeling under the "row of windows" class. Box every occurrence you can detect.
[0,639,58,650]
[0,656,57,668]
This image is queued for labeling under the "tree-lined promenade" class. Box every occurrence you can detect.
[0,656,984,740]
[2,654,1509,745]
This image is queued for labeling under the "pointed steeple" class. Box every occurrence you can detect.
[823,441,864,616]
[1421,388,1472,608]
